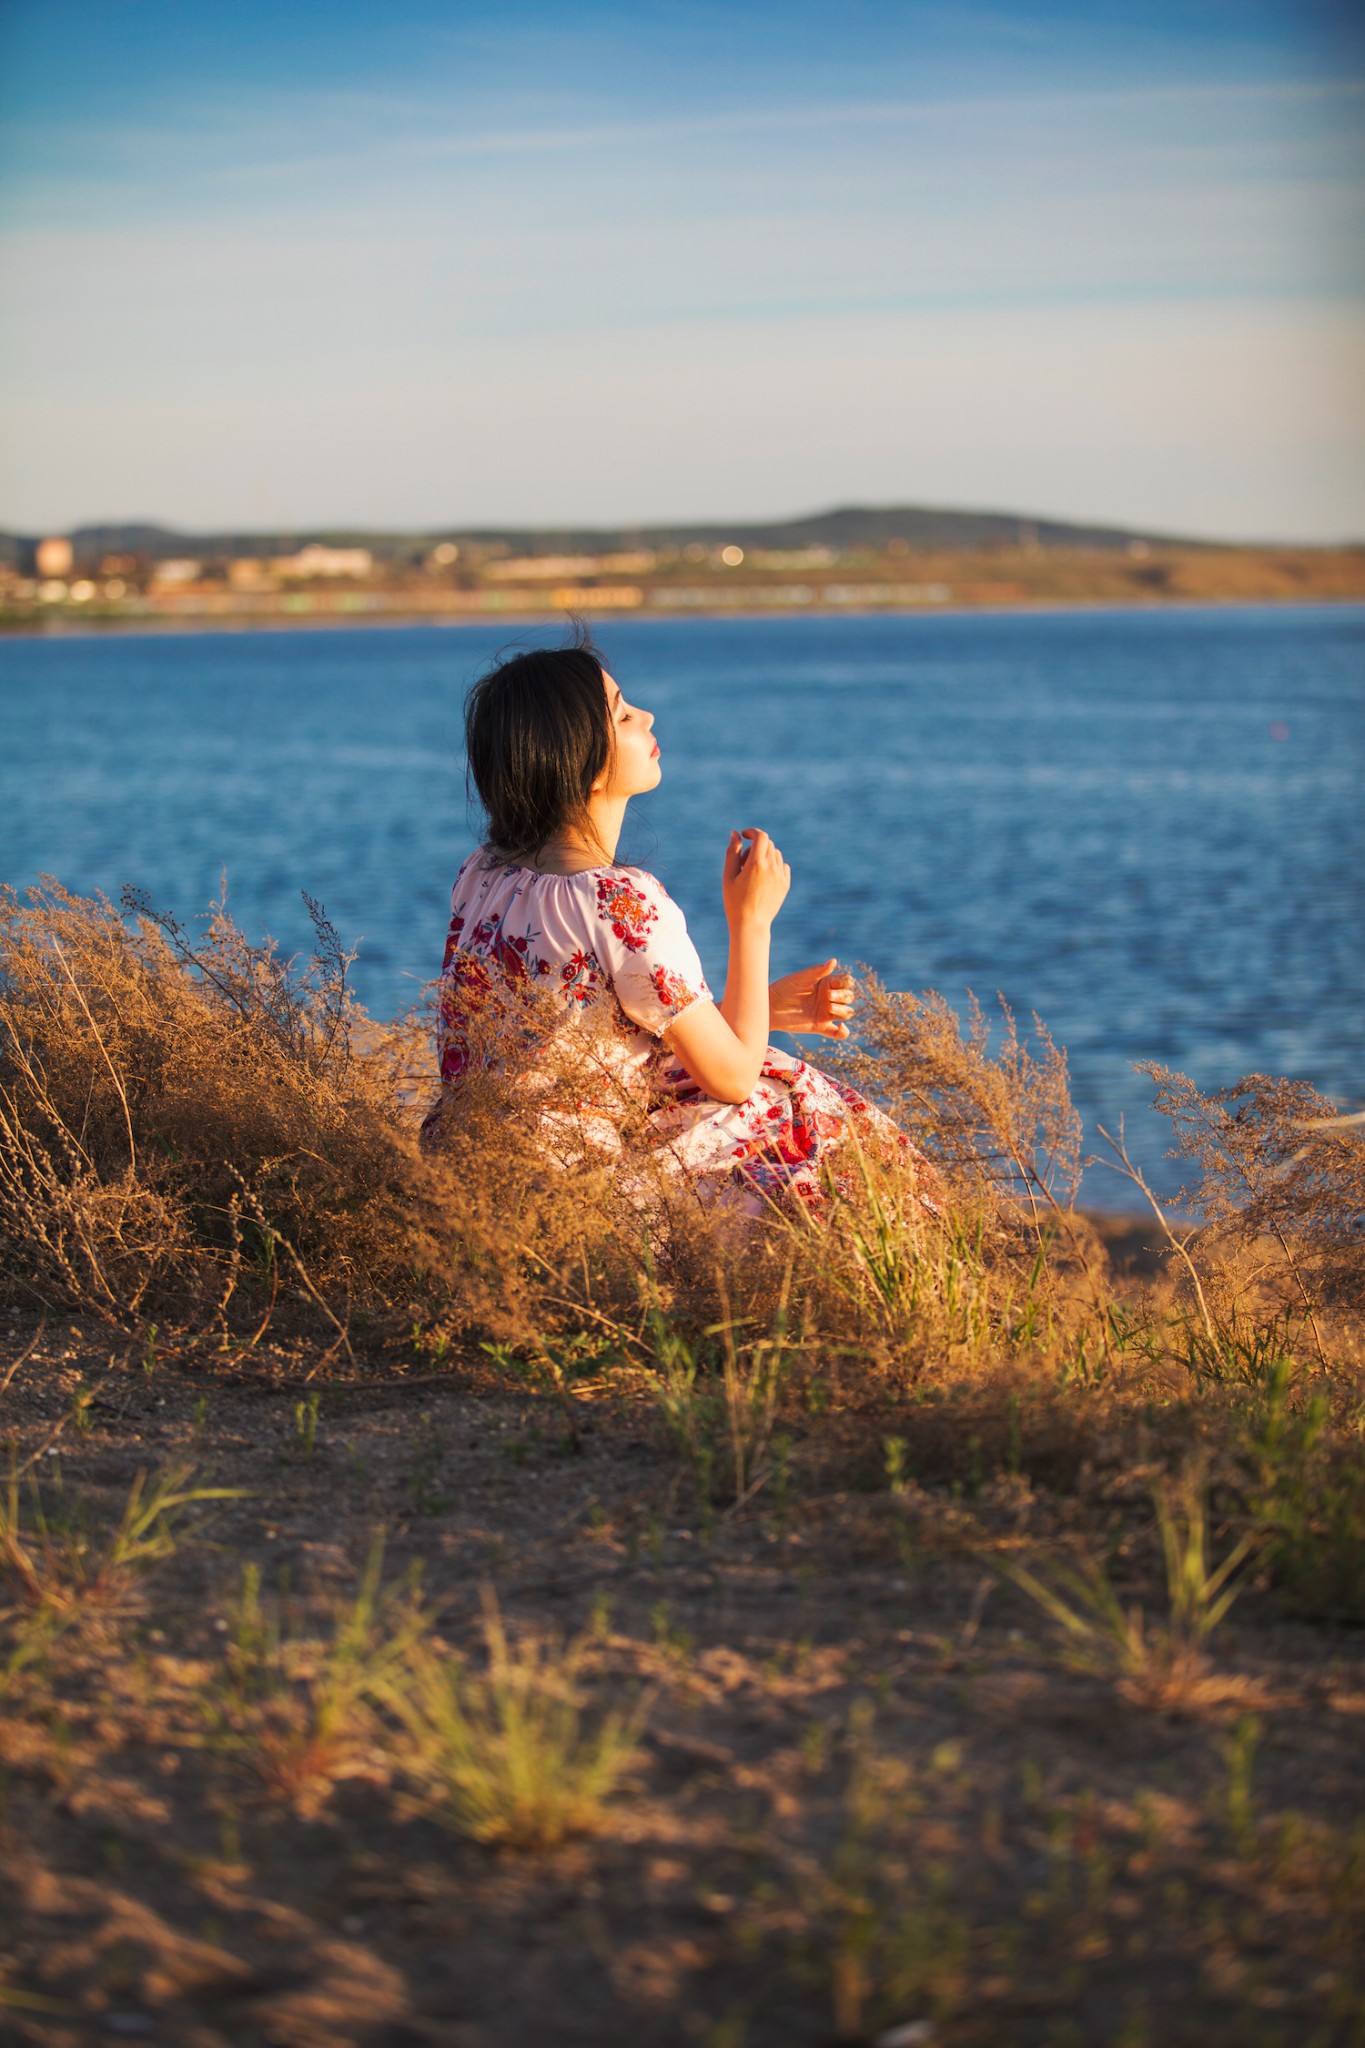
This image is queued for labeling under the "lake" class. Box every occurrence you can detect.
[2,606,1362,1207]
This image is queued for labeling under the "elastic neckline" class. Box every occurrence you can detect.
[497,859,631,879]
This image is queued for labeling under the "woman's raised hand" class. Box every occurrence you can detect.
[723,828,791,930]
[768,959,857,1039]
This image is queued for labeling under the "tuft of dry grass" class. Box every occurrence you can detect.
[1,1449,240,1622]
[828,976,1084,1219]
[205,1540,424,1816]
[994,1472,1262,1710]
[0,881,675,1361]
[382,1590,645,1849]
[1140,1062,1365,1333]
[0,878,430,1326]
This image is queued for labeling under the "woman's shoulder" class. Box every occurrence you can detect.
[593,863,677,908]
[450,846,495,900]
[591,865,689,953]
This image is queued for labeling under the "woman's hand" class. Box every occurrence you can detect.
[769,958,856,1039]
[722,828,791,931]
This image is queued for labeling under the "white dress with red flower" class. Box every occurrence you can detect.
[426,851,919,1213]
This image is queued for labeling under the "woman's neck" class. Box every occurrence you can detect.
[522,795,626,874]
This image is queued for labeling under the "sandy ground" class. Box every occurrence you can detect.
[1,1308,1362,2048]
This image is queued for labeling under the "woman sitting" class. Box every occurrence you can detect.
[423,630,930,1217]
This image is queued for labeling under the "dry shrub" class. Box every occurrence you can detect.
[831,975,1083,1217]
[411,957,719,1364]
[797,976,1107,1367]
[1139,1062,1365,1320]
[0,881,722,1359]
[0,880,422,1323]
[0,882,659,1343]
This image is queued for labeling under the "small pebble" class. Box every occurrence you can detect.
[875,2024,935,2048]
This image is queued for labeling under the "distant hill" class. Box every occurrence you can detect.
[0,502,1215,565]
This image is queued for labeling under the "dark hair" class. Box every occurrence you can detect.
[464,626,613,863]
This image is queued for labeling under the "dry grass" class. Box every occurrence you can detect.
[0,880,674,1365]
[3,879,1357,1373]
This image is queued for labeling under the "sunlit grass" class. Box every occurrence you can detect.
[383,1591,644,1850]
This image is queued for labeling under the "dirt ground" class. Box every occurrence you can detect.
[1,1299,1362,2048]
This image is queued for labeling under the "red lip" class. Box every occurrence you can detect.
[650,740,660,757]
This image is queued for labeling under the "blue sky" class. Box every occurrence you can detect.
[1,1,1362,538]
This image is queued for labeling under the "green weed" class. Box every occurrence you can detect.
[207,1540,422,1813]
[292,1391,321,1461]
[647,1273,795,1507]
[995,1475,1259,1708]
[1,1448,240,1619]
[1238,1360,1365,1621]
[384,1590,643,1849]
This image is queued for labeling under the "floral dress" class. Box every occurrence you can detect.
[424,851,924,1215]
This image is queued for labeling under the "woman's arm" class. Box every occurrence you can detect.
[665,828,789,1103]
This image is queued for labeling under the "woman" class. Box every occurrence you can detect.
[424,631,928,1215]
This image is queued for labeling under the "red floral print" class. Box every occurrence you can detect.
[649,964,700,1014]
[595,875,657,953]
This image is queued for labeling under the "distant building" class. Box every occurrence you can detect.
[229,559,278,591]
[36,537,73,577]
[274,545,373,579]
[483,551,656,580]
[751,547,835,570]
[151,559,202,586]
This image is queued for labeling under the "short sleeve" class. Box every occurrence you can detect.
[592,868,712,1037]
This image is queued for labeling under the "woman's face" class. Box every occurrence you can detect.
[595,671,661,801]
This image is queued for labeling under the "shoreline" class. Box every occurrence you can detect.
[5,588,1365,640]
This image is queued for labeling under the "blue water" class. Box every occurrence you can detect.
[2,608,1362,1208]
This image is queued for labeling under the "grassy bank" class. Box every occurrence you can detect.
[1,883,1362,2046]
